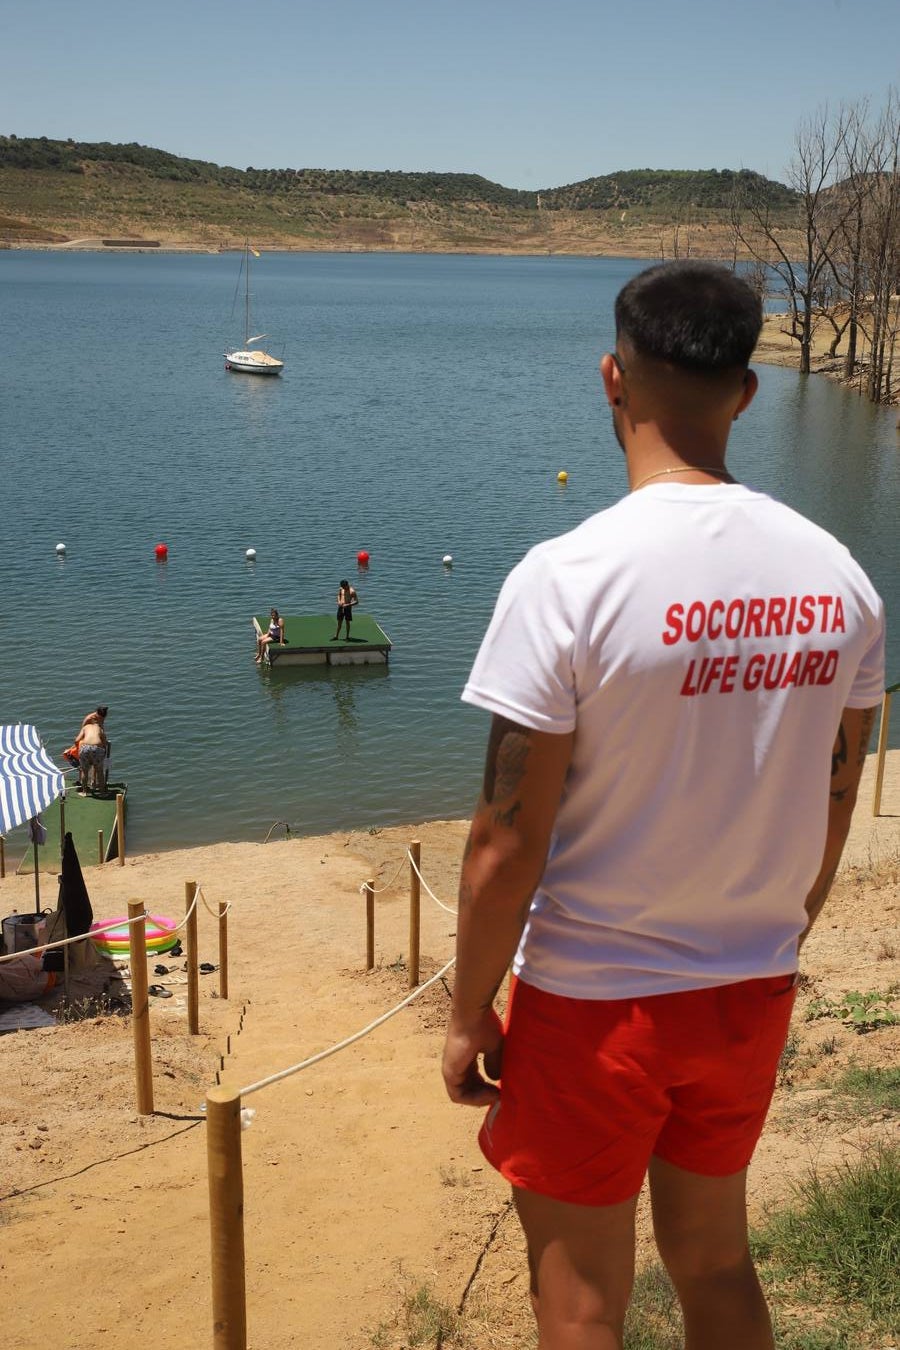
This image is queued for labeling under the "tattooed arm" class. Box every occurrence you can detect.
[442,715,574,1107]
[798,704,878,951]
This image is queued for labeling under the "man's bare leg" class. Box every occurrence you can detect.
[648,1157,774,1350]
[513,1186,639,1349]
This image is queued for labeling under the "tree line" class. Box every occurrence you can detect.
[0,135,794,215]
[540,168,796,214]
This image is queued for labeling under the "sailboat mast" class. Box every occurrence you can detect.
[245,243,251,344]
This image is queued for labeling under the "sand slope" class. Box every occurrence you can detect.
[0,757,897,1349]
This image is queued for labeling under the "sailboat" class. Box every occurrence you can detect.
[224,243,285,376]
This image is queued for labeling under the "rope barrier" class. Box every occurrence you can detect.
[357,853,409,896]
[239,955,456,1099]
[164,883,202,936]
[197,883,232,919]
[406,849,457,916]
[0,908,150,965]
[0,880,200,965]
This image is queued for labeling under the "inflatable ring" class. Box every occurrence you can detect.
[90,915,179,956]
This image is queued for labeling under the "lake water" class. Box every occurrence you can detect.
[1,251,897,857]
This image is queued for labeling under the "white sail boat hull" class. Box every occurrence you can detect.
[224,348,284,375]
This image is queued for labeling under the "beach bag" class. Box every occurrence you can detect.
[0,953,56,1001]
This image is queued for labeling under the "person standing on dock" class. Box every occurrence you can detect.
[332,579,358,641]
[442,261,885,1350]
[77,711,109,795]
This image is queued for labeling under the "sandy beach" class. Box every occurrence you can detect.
[0,750,898,1349]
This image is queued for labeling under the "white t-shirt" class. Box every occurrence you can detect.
[463,484,885,998]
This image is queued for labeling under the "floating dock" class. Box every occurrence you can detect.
[253,614,392,667]
[16,782,127,873]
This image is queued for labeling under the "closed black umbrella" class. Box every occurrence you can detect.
[59,832,93,938]
[44,833,93,975]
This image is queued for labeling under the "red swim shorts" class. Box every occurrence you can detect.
[478,974,796,1207]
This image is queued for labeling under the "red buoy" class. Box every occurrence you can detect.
[357,550,370,566]
[154,543,168,560]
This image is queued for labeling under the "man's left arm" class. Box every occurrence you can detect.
[798,703,879,950]
[442,715,574,1107]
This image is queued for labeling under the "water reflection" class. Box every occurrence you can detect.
[257,662,389,747]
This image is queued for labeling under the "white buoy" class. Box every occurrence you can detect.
[245,548,257,561]
[442,554,453,567]
[55,542,66,555]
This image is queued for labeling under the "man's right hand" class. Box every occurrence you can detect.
[442,1008,504,1107]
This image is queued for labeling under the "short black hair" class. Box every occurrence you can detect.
[615,262,762,372]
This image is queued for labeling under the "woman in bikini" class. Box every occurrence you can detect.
[256,608,285,663]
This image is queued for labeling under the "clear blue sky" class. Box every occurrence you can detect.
[2,0,896,189]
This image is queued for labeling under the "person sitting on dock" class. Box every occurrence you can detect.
[77,713,109,795]
[256,608,285,664]
[332,580,359,640]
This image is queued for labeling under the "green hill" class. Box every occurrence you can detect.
[538,167,798,214]
[0,135,800,255]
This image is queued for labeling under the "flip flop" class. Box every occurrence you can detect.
[154,964,170,976]
[148,984,172,998]
[199,962,218,973]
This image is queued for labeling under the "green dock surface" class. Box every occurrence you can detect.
[16,782,127,874]
[253,613,392,666]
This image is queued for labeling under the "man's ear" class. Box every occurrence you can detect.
[600,352,622,406]
[735,367,759,417]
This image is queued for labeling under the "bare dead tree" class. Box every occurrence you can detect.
[818,100,874,375]
[859,92,900,403]
[731,105,863,374]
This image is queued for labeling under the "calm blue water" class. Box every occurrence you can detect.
[1,251,897,856]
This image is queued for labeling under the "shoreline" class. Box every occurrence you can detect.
[1,749,896,897]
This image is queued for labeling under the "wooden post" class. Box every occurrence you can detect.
[365,881,375,971]
[206,1085,247,1350]
[186,881,199,1035]
[218,900,229,1000]
[873,689,893,817]
[0,836,5,879]
[33,839,40,906]
[98,829,105,865]
[116,793,126,866]
[128,901,154,1115]
[409,839,421,990]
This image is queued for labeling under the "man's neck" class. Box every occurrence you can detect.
[624,422,732,491]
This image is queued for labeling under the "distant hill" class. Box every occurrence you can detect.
[538,167,798,213]
[0,135,801,255]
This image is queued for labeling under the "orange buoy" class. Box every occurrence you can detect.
[154,543,168,560]
[357,550,370,566]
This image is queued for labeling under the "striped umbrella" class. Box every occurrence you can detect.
[0,725,65,909]
[0,724,64,836]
